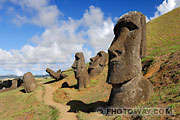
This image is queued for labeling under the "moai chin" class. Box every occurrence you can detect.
[23,72,37,93]
[88,51,108,77]
[106,11,153,108]
[71,52,90,89]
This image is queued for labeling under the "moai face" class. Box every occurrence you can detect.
[88,51,107,77]
[106,11,146,84]
[71,52,86,79]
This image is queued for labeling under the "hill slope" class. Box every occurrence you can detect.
[53,7,180,120]
[146,7,180,59]
[0,7,179,120]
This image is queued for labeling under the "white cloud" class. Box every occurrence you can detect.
[0,3,114,75]
[14,69,24,76]
[9,0,61,28]
[146,16,150,23]
[150,0,180,20]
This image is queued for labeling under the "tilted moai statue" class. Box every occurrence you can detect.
[88,51,108,77]
[71,52,90,89]
[106,11,153,108]
[46,68,67,80]
[23,72,37,93]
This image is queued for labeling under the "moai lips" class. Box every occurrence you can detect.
[88,51,108,77]
[106,11,153,108]
[23,72,37,93]
[72,52,90,89]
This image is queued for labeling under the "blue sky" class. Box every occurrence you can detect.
[0,0,179,75]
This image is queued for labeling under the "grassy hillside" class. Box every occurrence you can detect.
[0,7,179,120]
[53,7,180,120]
[145,7,180,60]
[0,78,59,120]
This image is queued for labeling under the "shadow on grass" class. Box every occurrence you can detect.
[66,100,107,113]
[44,79,60,84]
[61,82,78,89]
[19,89,26,93]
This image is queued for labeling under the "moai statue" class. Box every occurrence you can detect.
[88,51,108,77]
[71,52,90,89]
[46,68,67,80]
[106,11,153,108]
[23,72,37,93]
[11,79,17,89]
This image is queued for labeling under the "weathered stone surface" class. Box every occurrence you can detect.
[11,80,17,89]
[0,78,23,93]
[108,74,153,108]
[72,52,90,89]
[88,51,108,77]
[106,11,153,108]
[46,68,67,80]
[23,72,37,93]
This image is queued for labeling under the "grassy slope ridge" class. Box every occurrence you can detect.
[53,7,180,120]
[0,7,179,120]
[145,7,180,59]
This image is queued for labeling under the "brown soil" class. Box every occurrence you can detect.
[36,83,77,120]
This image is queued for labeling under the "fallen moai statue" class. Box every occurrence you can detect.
[23,72,37,93]
[88,51,108,78]
[106,11,153,108]
[46,68,67,80]
[72,52,90,89]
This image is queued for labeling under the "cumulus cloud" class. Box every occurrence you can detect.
[9,0,61,28]
[150,0,180,20]
[0,1,114,75]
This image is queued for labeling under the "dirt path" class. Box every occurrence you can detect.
[38,84,77,120]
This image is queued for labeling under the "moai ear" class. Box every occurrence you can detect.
[140,15,146,59]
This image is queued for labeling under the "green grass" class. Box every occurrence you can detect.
[1,7,179,120]
[0,80,59,120]
[146,7,180,58]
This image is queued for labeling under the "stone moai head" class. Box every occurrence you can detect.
[72,52,90,89]
[88,51,108,77]
[106,11,146,85]
[23,72,37,93]
[71,52,86,79]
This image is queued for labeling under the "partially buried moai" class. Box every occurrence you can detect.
[46,68,67,80]
[71,52,90,89]
[106,11,153,108]
[88,51,108,77]
[23,72,37,93]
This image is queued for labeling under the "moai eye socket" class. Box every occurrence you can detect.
[90,58,93,62]
[98,52,103,57]
[115,50,122,56]
[75,56,80,60]
[108,49,116,59]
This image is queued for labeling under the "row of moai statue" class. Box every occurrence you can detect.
[71,51,108,89]
[71,11,153,108]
